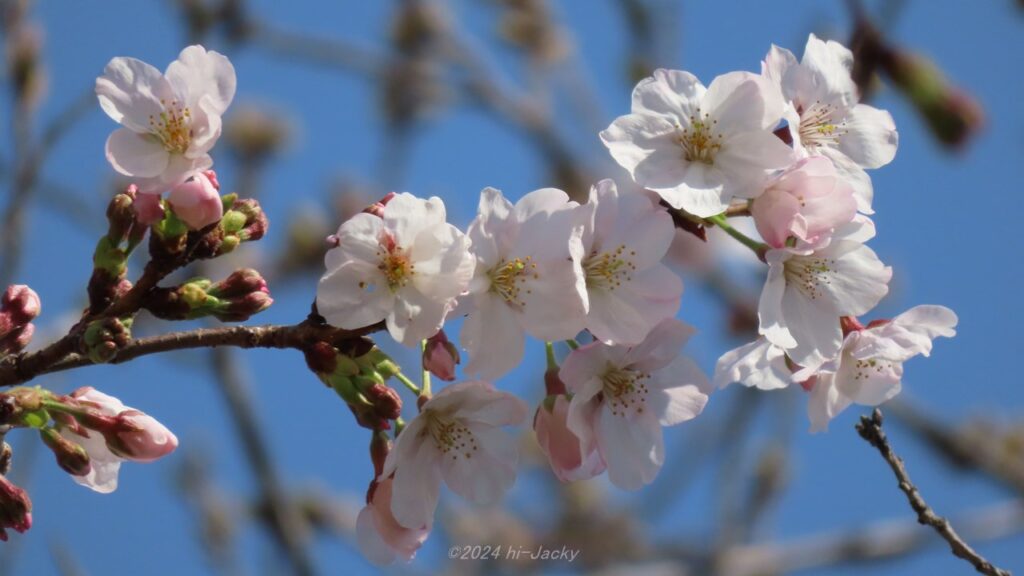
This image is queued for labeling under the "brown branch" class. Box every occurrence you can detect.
[0,321,380,388]
[856,409,1012,576]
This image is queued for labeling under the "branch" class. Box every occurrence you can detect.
[855,409,1011,576]
[0,321,380,388]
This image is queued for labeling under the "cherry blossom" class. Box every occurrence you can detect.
[795,306,958,431]
[560,319,711,490]
[534,395,606,483]
[759,224,891,369]
[714,337,792,391]
[317,193,474,346]
[356,477,430,566]
[167,171,223,230]
[460,187,587,380]
[577,179,682,345]
[762,34,899,212]
[601,69,795,218]
[381,381,528,530]
[96,45,236,194]
[59,387,178,493]
[750,156,857,249]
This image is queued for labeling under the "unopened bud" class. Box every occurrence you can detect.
[362,192,397,218]
[40,428,91,477]
[1,285,40,326]
[191,197,269,259]
[81,317,132,364]
[133,190,166,227]
[0,474,32,541]
[0,324,33,355]
[304,341,338,376]
[102,410,178,462]
[422,330,459,382]
[168,172,224,230]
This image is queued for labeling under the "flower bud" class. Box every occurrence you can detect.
[422,331,458,382]
[0,474,32,541]
[102,410,179,462]
[81,317,133,364]
[133,190,166,227]
[0,324,34,355]
[40,428,92,477]
[533,395,605,483]
[362,192,397,218]
[1,285,40,326]
[192,197,269,259]
[168,172,224,230]
[144,270,273,323]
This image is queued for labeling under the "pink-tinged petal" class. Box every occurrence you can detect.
[648,356,710,426]
[832,214,876,243]
[816,240,892,316]
[470,188,515,257]
[133,192,165,226]
[165,45,236,115]
[838,104,898,169]
[95,56,173,132]
[820,147,874,214]
[751,186,803,248]
[651,162,730,218]
[384,193,447,245]
[779,283,843,367]
[316,260,392,330]
[389,438,442,530]
[184,95,222,157]
[410,224,475,301]
[72,387,127,415]
[425,381,527,428]
[591,183,675,270]
[356,505,400,566]
[386,287,448,346]
[833,347,904,406]
[381,417,428,479]
[714,338,792,390]
[762,44,798,88]
[586,265,682,346]
[852,305,957,362]
[631,68,705,119]
[167,172,223,230]
[63,429,123,494]
[624,318,695,373]
[806,374,852,433]
[461,294,526,381]
[601,113,679,179]
[704,72,784,133]
[535,396,606,483]
[131,154,212,195]
[715,130,797,195]
[596,407,664,490]
[758,257,798,349]
[519,249,588,342]
[105,128,170,178]
[439,423,519,505]
[357,478,430,566]
[559,342,611,396]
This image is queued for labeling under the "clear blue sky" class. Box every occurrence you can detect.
[1,1,1021,574]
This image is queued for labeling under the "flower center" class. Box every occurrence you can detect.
[424,412,478,461]
[583,244,637,291]
[676,108,723,164]
[849,356,895,383]
[488,256,537,306]
[601,365,650,417]
[374,233,415,292]
[149,99,193,154]
[798,101,846,149]
[783,255,837,300]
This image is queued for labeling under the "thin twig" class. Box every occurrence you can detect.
[855,409,1011,576]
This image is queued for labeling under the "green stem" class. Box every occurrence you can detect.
[705,213,768,260]
[420,339,432,397]
[545,342,558,371]
[393,372,421,396]
[564,339,579,351]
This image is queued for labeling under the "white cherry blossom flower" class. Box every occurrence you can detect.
[758,227,891,369]
[601,69,795,218]
[560,319,711,490]
[96,45,236,194]
[795,306,958,431]
[381,381,528,530]
[317,193,474,346]
[461,187,587,380]
[762,34,898,212]
[577,179,682,344]
[356,477,430,566]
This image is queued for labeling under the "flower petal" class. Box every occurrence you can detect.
[105,128,170,178]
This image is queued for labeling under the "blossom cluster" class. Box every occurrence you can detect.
[314,34,957,564]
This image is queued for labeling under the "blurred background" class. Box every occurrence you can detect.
[0,0,1021,574]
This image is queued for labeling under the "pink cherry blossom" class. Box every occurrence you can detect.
[167,171,223,230]
[750,157,857,248]
[356,477,430,566]
[560,319,711,490]
[96,45,236,194]
[534,395,606,483]
[577,179,682,345]
[461,187,588,380]
[602,69,795,218]
[381,381,527,530]
[317,193,474,346]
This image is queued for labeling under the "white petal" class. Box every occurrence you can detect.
[385,193,447,245]
[461,294,526,381]
[387,287,449,346]
[425,381,528,428]
[704,72,784,134]
[600,113,679,179]
[586,265,682,345]
[801,33,858,106]
[631,69,705,119]
[839,104,898,169]
[95,56,173,133]
[817,240,892,316]
[714,338,792,390]
[105,128,170,178]
[597,407,664,490]
[356,506,399,566]
[389,439,442,530]
[758,256,798,349]
[806,374,852,433]
[316,261,392,330]
[649,356,711,425]
[440,423,519,505]
[165,45,236,115]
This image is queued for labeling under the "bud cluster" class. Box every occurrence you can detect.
[143,268,273,323]
[304,343,402,430]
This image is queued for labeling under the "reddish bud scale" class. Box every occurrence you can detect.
[303,341,339,376]
[544,369,567,397]
[40,429,91,477]
[0,474,32,540]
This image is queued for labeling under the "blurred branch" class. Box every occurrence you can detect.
[855,409,1011,576]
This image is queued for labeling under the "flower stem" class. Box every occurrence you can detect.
[394,372,421,396]
[420,339,432,397]
[564,339,579,351]
[545,341,558,371]
[705,213,768,261]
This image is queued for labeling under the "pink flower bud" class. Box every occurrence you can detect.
[1,285,40,326]
[168,172,224,230]
[356,477,430,565]
[751,158,857,249]
[40,429,92,477]
[0,324,34,355]
[422,331,458,382]
[533,395,605,483]
[363,192,397,218]
[0,475,32,541]
[132,190,166,227]
[105,410,178,462]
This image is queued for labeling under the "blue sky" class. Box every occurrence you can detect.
[1,1,1021,574]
